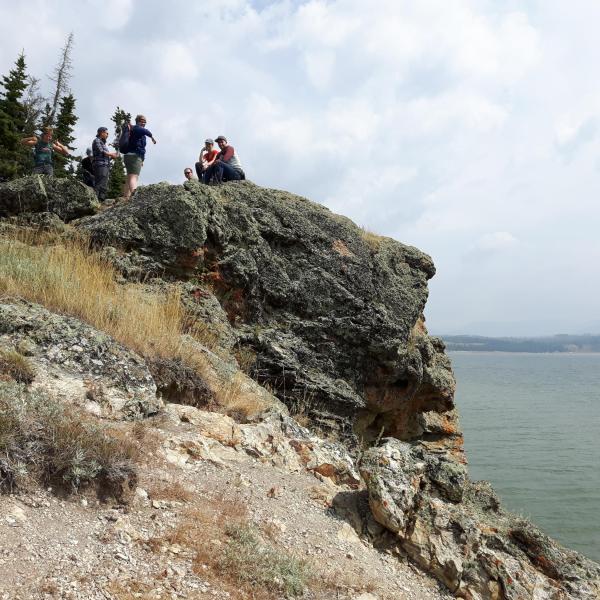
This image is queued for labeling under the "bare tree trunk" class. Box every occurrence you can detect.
[47,32,74,126]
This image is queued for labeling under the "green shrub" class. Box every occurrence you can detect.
[0,382,137,493]
[221,523,309,596]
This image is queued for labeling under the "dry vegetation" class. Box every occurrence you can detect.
[0,382,138,494]
[0,229,272,418]
[360,226,386,251]
[0,348,36,383]
[145,496,310,599]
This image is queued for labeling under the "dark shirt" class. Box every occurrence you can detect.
[34,140,53,165]
[92,136,111,166]
[128,125,153,160]
[81,156,94,175]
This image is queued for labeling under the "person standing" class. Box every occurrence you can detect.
[81,148,95,187]
[204,135,245,184]
[92,127,117,201]
[21,127,69,175]
[194,138,218,183]
[122,114,156,200]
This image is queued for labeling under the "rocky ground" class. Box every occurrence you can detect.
[0,176,599,600]
[0,403,452,600]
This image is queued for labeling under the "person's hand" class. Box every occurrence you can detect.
[151,138,157,145]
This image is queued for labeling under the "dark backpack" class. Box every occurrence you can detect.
[118,122,131,153]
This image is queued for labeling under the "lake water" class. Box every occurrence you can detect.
[450,352,600,563]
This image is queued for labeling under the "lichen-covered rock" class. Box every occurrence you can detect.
[0,176,99,222]
[360,439,600,599]
[77,181,457,449]
[0,300,160,419]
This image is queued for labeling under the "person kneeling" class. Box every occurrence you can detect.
[204,135,245,184]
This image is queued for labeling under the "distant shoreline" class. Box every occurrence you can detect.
[440,334,600,354]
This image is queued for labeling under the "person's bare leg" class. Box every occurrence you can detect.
[123,174,138,200]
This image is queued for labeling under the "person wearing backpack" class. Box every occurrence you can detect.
[92,127,118,201]
[21,127,70,175]
[122,114,156,200]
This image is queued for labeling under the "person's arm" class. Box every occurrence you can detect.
[21,136,38,147]
[53,141,70,156]
[141,127,157,145]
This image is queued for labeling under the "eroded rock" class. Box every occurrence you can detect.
[0,176,99,222]
[361,439,600,599]
[0,300,160,419]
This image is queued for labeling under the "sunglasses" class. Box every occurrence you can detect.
[184,171,192,175]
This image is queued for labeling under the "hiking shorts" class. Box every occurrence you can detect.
[33,163,53,176]
[124,153,143,175]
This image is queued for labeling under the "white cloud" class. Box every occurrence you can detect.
[2,0,600,334]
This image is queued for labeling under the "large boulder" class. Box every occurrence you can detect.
[0,175,99,222]
[0,300,160,419]
[360,439,600,599]
[77,181,458,448]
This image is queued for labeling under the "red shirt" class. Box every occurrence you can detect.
[202,149,219,163]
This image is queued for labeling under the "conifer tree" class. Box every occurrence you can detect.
[0,53,29,180]
[107,107,130,198]
[53,93,77,177]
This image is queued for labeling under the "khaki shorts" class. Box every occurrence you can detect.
[124,153,143,175]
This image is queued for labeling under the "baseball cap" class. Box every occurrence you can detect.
[97,127,108,134]
[215,135,227,142]
[205,138,214,144]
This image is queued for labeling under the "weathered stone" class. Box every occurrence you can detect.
[0,176,99,222]
[163,404,241,446]
[77,182,456,449]
[361,439,600,599]
[0,300,160,418]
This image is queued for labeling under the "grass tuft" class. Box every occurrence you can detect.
[0,382,138,494]
[0,349,36,383]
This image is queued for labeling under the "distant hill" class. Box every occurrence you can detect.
[441,334,600,353]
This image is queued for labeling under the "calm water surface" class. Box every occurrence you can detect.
[451,352,600,563]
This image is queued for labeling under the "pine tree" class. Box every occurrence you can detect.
[0,53,29,181]
[22,76,45,136]
[53,93,77,177]
[47,33,74,127]
[107,107,130,198]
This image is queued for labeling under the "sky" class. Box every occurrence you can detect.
[1,0,599,336]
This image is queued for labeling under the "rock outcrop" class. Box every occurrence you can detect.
[0,175,99,222]
[361,439,600,599]
[1,176,598,599]
[0,300,160,419]
[78,181,459,451]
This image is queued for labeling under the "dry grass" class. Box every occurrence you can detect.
[214,372,271,421]
[0,232,187,360]
[0,230,278,419]
[146,480,194,503]
[145,495,309,599]
[0,348,36,383]
[360,226,385,251]
[0,381,138,494]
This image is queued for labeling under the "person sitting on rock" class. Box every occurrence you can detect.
[203,135,245,184]
[194,138,219,183]
[122,114,156,200]
[21,127,69,176]
[183,167,195,182]
[81,148,95,188]
[92,127,117,201]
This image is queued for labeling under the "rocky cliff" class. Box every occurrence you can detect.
[0,175,598,600]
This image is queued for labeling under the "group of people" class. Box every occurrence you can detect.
[183,136,245,184]
[21,116,245,202]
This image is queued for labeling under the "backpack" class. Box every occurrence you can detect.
[118,122,131,153]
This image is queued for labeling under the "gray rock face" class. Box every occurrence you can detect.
[78,181,457,447]
[0,300,160,418]
[0,175,99,222]
[360,439,600,599]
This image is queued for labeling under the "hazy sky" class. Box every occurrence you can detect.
[1,0,599,335]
